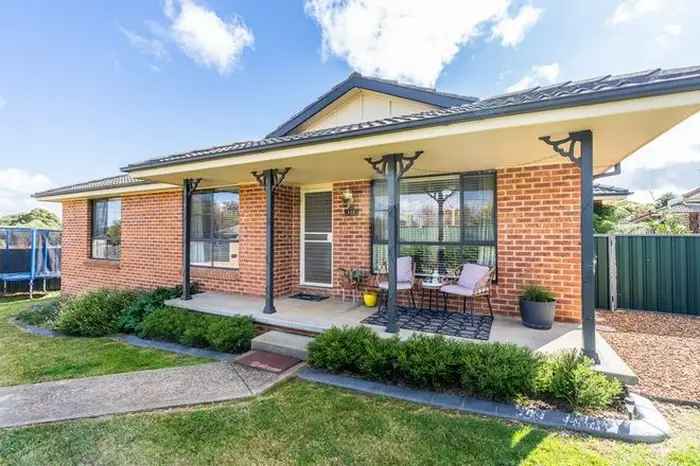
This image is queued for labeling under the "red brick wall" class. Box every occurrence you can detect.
[61,191,183,295]
[61,163,582,322]
[491,163,581,322]
[61,184,299,298]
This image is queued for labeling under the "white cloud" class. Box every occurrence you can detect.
[491,4,542,47]
[506,62,559,92]
[656,24,682,45]
[605,113,700,203]
[164,0,254,75]
[0,169,59,217]
[305,0,544,87]
[609,0,661,24]
[120,26,169,60]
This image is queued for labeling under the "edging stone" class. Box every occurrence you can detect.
[297,368,671,444]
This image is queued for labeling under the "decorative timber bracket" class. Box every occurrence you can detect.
[538,130,592,167]
[251,168,291,192]
[184,178,202,196]
[365,151,424,178]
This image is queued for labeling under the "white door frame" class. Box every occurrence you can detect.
[300,185,333,287]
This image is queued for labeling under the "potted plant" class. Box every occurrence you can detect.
[519,284,556,330]
[338,268,372,305]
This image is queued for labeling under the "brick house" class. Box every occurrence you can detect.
[35,67,700,358]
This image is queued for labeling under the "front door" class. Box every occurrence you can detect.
[302,190,333,286]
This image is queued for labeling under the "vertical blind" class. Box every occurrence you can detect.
[372,172,496,276]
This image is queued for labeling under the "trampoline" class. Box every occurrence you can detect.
[0,227,61,297]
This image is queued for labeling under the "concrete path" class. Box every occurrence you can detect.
[0,361,296,428]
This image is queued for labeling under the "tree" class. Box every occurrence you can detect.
[0,208,61,229]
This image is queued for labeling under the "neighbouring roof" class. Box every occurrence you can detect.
[122,65,700,173]
[593,183,632,198]
[33,174,154,198]
[681,186,700,202]
[668,186,700,213]
[266,72,477,138]
[670,203,700,214]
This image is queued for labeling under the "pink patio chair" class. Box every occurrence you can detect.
[375,256,417,310]
[440,263,495,317]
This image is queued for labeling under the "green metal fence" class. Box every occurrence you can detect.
[594,234,700,315]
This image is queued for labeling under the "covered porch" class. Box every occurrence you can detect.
[124,69,700,364]
[167,291,637,383]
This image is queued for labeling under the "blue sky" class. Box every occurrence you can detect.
[1,0,699,216]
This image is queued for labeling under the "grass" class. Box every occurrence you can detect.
[0,380,698,466]
[0,295,209,387]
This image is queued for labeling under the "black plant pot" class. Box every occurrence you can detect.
[519,299,556,330]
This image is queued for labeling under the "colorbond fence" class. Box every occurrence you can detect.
[594,234,700,315]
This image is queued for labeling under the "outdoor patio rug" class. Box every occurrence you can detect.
[362,307,493,340]
[289,292,329,302]
[235,351,302,373]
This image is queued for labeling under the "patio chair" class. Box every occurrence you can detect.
[440,263,494,317]
[375,256,417,311]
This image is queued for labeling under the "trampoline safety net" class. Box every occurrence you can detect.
[0,227,61,296]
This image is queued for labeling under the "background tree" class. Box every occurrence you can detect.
[0,208,61,229]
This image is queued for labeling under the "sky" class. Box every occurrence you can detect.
[1,0,699,217]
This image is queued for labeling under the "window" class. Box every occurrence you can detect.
[372,172,496,277]
[91,198,122,260]
[191,189,240,269]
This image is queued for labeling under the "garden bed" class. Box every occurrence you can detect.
[298,368,670,443]
[14,287,255,356]
[598,310,700,404]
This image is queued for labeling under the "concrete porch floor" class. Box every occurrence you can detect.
[166,292,637,384]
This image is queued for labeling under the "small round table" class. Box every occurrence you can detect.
[420,280,443,311]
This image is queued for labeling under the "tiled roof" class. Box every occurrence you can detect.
[670,203,700,214]
[266,72,477,138]
[593,184,632,197]
[33,175,154,198]
[124,65,700,172]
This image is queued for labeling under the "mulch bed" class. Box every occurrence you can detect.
[597,310,700,404]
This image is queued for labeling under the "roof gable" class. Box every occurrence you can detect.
[266,72,476,138]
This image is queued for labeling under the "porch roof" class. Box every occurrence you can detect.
[34,65,700,199]
[124,66,700,171]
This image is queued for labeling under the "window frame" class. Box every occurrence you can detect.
[190,188,240,270]
[90,197,122,261]
[370,170,497,279]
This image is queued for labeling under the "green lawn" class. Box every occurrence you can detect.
[0,295,209,387]
[1,380,698,466]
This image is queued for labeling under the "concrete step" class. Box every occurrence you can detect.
[251,331,313,360]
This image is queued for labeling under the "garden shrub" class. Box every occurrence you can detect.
[308,327,623,411]
[460,343,539,400]
[139,306,253,353]
[397,335,467,389]
[206,317,254,353]
[118,287,182,333]
[54,289,136,337]
[358,336,402,382]
[307,326,381,375]
[15,300,61,327]
[535,350,623,410]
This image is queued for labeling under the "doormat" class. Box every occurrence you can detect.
[362,307,493,341]
[290,292,329,302]
[236,351,301,373]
